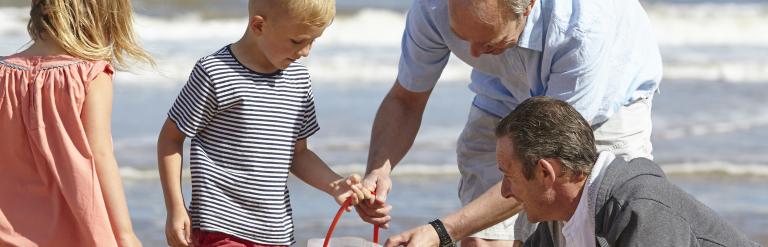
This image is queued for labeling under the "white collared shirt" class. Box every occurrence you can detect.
[561,152,616,247]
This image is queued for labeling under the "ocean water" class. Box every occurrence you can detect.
[2,0,768,245]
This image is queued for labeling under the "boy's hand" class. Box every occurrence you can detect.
[165,208,191,247]
[331,174,374,211]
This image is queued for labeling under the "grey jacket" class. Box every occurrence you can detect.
[524,158,761,247]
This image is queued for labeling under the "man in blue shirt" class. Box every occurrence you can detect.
[358,0,662,245]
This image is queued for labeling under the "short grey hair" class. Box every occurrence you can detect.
[495,96,598,180]
[503,0,532,15]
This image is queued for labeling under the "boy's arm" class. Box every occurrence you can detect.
[157,118,191,246]
[82,73,142,247]
[291,139,368,206]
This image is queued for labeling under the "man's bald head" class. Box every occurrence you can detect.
[448,0,534,57]
[448,0,530,25]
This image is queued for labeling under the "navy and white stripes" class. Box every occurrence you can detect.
[168,46,319,245]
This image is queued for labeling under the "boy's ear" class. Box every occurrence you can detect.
[249,15,266,36]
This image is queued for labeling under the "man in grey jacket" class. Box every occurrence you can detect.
[493,96,759,247]
[386,96,760,246]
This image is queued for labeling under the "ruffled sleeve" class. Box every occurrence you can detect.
[81,60,114,93]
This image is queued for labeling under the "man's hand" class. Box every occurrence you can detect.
[360,82,432,229]
[362,171,392,205]
[384,224,439,247]
[354,172,393,228]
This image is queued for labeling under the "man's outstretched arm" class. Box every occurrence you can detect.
[386,182,523,246]
[357,81,432,227]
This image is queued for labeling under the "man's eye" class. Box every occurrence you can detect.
[291,39,303,44]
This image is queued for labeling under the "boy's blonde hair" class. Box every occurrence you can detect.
[27,0,154,69]
[250,0,336,27]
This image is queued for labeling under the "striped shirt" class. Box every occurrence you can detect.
[168,45,319,245]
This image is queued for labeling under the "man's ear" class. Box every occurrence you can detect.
[524,0,537,17]
[537,158,557,186]
[249,15,266,36]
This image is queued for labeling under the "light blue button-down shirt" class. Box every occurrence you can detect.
[397,0,662,125]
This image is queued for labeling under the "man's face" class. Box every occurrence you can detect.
[497,136,552,222]
[449,4,527,57]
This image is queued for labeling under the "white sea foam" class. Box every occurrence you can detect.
[646,3,768,47]
[330,163,461,177]
[3,4,768,86]
[663,162,768,176]
[119,161,768,180]
[662,61,768,83]
[120,167,164,180]
[655,111,768,140]
[118,164,462,180]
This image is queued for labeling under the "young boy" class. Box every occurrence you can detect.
[157,0,369,246]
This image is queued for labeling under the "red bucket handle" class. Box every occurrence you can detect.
[323,195,380,247]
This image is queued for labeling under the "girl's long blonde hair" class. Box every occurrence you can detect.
[27,0,154,69]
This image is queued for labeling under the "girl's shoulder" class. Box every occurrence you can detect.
[1,53,87,70]
[1,54,113,83]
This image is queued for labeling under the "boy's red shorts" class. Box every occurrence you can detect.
[191,229,288,247]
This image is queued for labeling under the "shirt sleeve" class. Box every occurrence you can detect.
[85,60,114,81]
[82,61,114,94]
[396,0,452,92]
[168,61,218,138]
[297,88,320,140]
[543,29,609,124]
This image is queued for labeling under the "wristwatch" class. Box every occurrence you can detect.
[429,219,456,247]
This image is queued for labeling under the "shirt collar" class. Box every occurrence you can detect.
[516,0,544,52]
[587,152,616,216]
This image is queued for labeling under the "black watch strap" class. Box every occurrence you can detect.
[429,219,456,247]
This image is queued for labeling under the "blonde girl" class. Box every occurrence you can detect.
[0,0,153,246]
